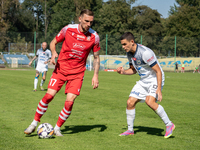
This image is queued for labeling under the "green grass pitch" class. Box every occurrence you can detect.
[0,69,200,150]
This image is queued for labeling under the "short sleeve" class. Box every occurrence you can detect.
[142,50,157,67]
[92,33,101,52]
[36,49,39,56]
[56,26,68,43]
[48,50,52,58]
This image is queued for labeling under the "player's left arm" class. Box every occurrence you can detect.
[151,64,162,102]
[92,50,100,89]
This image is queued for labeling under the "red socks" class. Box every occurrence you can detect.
[34,93,54,122]
[56,101,74,127]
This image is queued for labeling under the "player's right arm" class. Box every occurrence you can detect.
[117,64,137,75]
[50,26,67,65]
[29,55,38,66]
[50,38,58,65]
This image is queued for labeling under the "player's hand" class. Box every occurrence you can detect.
[51,52,58,65]
[28,61,32,66]
[156,89,162,102]
[117,66,124,74]
[92,74,99,89]
[44,61,48,64]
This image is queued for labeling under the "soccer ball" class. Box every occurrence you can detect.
[37,123,54,138]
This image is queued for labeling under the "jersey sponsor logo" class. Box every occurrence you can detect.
[77,38,83,41]
[69,54,82,59]
[77,34,85,39]
[131,91,140,96]
[39,59,45,61]
[73,43,86,50]
[72,32,75,36]
[147,56,154,62]
[71,49,83,56]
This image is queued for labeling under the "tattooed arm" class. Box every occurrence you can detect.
[92,51,100,89]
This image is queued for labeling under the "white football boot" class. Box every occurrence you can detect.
[54,129,63,136]
[24,125,36,135]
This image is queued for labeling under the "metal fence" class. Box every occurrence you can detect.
[0,32,200,56]
[0,31,200,70]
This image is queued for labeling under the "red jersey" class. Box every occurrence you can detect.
[55,24,100,75]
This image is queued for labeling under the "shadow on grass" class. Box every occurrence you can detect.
[133,126,164,137]
[25,133,38,137]
[62,124,107,134]
[25,133,56,139]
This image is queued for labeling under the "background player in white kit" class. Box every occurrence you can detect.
[29,42,52,91]
[117,32,175,138]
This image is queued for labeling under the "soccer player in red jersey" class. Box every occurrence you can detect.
[24,9,100,136]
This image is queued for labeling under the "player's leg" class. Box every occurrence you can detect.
[40,71,47,91]
[54,93,77,136]
[119,83,145,136]
[33,71,40,91]
[24,72,65,135]
[24,89,56,135]
[145,96,175,138]
[119,97,140,136]
[54,73,84,136]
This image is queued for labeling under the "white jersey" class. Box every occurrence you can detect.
[127,44,165,85]
[36,48,51,72]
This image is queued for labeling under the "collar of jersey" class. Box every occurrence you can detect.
[133,43,138,57]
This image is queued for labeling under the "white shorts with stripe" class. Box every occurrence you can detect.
[129,79,164,102]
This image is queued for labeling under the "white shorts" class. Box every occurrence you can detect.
[36,64,48,73]
[129,80,164,102]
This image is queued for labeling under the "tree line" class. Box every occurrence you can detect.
[0,0,200,57]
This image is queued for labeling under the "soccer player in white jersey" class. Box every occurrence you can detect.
[29,42,52,91]
[117,32,175,138]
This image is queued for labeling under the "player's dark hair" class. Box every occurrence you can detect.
[120,32,135,42]
[80,9,94,17]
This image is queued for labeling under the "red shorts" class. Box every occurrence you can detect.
[48,71,84,95]
[182,67,184,70]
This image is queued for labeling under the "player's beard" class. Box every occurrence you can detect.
[81,24,89,32]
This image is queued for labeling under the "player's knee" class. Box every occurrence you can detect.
[35,75,39,79]
[145,99,154,107]
[127,98,136,108]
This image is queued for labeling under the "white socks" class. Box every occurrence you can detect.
[40,79,45,86]
[54,124,60,130]
[31,119,38,127]
[155,105,172,126]
[34,78,38,89]
[126,109,135,131]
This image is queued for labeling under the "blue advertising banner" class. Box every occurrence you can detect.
[3,54,30,65]
[96,56,200,71]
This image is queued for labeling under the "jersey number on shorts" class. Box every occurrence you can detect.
[49,78,57,86]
